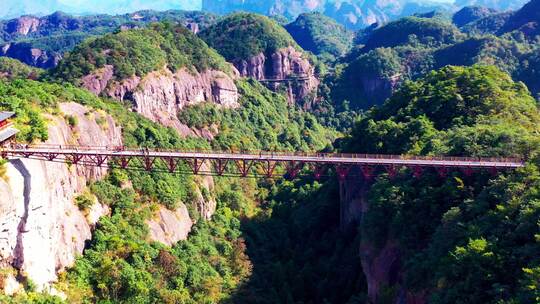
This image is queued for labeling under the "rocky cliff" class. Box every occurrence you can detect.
[81,66,239,137]
[0,100,218,294]
[4,16,41,36]
[0,43,60,69]
[0,102,121,292]
[339,175,426,304]
[233,46,319,107]
[360,73,401,107]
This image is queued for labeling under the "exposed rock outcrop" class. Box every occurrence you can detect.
[193,172,217,221]
[233,46,319,107]
[5,16,40,36]
[339,174,427,304]
[81,66,239,137]
[360,73,401,107]
[145,170,217,246]
[147,204,192,246]
[0,102,121,291]
[0,43,61,69]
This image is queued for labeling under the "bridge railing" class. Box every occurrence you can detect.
[4,143,523,164]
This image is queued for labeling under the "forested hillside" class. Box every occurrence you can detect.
[326,0,540,114]
[199,13,298,62]
[0,67,334,304]
[51,22,230,83]
[0,10,217,68]
[285,12,354,61]
[339,65,540,303]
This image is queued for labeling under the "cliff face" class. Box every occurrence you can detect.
[81,66,239,137]
[0,102,122,291]
[233,46,319,107]
[0,43,60,69]
[0,101,219,293]
[147,205,193,247]
[339,177,427,304]
[5,16,41,36]
[360,73,401,107]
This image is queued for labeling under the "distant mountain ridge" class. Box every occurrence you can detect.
[202,0,529,29]
[331,0,540,111]
[0,0,200,20]
[0,10,216,68]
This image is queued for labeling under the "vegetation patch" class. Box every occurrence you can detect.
[199,13,299,61]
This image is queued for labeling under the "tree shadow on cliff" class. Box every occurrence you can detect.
[228,179,367,304]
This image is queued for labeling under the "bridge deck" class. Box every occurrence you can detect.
[1,145,524,169]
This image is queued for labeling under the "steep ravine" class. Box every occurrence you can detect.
[0,102,217,294]
[0,102,122,292]
[10,160,31,275]
[340,177,426,304]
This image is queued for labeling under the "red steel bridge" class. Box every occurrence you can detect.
[0,144,524,180]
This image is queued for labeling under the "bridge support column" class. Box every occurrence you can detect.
[339,172,373,231]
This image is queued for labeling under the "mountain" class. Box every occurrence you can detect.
[338,65,540,303]
[0,18,334,302]
[285,12,354,59]
[363,16,463,50]
[500,0,540,34]
[326,0,540,113]
[0,56,43,79]
[0,10,217,68]
[452,6,498,27]
[199,13,320,106]
[202,0,529,30]
[1,0,540,303]
[454,0,528,10]
[203,0,455,29]
[50,22,240,137]
[0,0,201,20]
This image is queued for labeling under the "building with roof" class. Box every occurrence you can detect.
[0,111,19,144]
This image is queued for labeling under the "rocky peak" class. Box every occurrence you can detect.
[0,43,61,69]
[185,22,200,34]
[233,46,319,107]
[5,16,40,36]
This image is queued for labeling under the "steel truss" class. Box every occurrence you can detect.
[0,144,524,180]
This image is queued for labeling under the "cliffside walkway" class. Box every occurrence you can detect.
[1,144,524,179]
[259,76,311,83]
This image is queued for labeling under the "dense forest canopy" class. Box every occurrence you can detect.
[284,12,354,60]
[199,13,298,61]
[51,22,230,83]
[338,65,540,303]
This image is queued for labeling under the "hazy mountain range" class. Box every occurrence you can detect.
[202,0,529,28]
[0,0,199,19]
[0,0,528,25]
